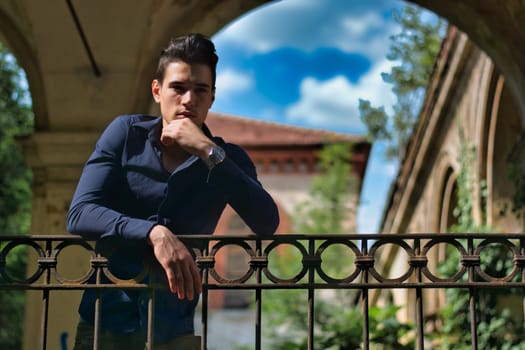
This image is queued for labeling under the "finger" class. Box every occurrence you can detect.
[173,265,185,299]
[165,268,177,294]
[190,263,202,294]
[160,134,174,146]
[181,262,194,300]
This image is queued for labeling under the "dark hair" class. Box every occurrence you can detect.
[155,33,218,88]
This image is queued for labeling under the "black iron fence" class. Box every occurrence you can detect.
[1,233,524,349]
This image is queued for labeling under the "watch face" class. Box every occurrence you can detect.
[208,145,226,168]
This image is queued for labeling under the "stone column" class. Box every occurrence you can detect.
[19,131,98,350]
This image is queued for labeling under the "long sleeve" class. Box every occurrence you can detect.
[206,143,279,235]
[66,116,155,241]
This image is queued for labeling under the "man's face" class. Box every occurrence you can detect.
[152,60,215,128]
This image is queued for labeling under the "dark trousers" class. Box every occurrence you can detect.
[73,321,202,350]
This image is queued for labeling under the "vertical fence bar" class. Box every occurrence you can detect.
[521,238,525,330]
[146,287,155,350]
[361,238,370,350]
[308,287,315,350]
[414,238,425,350]
[521,238,525,321]
[469,287,478,350]
[93,253,103,350]
[467,238,478,350]
[39,239,52,350]
[40,290,49,350]
[255,287,262,350]
[255,239,263,350]
[307,238,315,350]
[416,287,424,349]
[201,243,209,350]
[521,238,525,282]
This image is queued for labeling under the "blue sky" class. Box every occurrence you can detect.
[210,0,407,233]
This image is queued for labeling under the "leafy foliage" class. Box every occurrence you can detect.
[431,142,525,349]
[359,3,525,347]
[0,41,34,349]
[0,42,33,233]
[359,5,446,159]
[369,306,415,350]
[506,134,525,224]
[293,142,356,234]
[0,244,28,350]
[356,2,524,348]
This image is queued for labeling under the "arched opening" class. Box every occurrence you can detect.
[438,168,458,232]
[1,1,524,349]
[419,166,457,327]
[487,79,524,231]
[0,39,34,350]
[480,69,500,226]
[0,8,47,130]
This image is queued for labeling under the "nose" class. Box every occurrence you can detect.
[182,89,194,106]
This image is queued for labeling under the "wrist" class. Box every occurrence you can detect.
[203,144,226,169]
[147,226,157,246]
[147,225,167,245]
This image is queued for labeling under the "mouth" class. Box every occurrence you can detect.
[177,111,195,119]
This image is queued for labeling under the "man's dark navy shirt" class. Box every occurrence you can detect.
[66,115,279,342]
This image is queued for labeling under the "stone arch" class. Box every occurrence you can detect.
[482,70,503,226]
[0,1,523,131]
[0,7,48,130]
[409,0,525,124]
[467,55,495,225]
[420,162,457,327]
[4,2,525,348]
[438,167,458,232]
[486,76,524,231]
[431,153,456,232]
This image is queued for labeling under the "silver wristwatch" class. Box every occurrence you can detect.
[204,145,226,169]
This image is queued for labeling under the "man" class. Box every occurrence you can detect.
[67,33,279,349]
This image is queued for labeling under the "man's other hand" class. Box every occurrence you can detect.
[148,225,202,300]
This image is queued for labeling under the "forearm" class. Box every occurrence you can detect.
[67,202,155,241]
[207,158,279,235]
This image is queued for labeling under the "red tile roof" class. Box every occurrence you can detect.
[206,112,365,146]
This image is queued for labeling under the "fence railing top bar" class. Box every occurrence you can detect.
[2,232,524,242]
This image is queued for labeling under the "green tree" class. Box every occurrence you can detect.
[0,42,33,232]
[294,142,356,234]
[0,41,34,350]
[359,5,446,159]
[262,143,360,349]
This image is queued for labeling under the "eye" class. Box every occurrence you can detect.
[173,85,186,94]
[195,87,209,94]
[168,82,187,94]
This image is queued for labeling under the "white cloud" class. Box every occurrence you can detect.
[285,76,365,132]
[214,0,403,60]
[215,68,254,97]
[284,58,397,133]
[342,12,383,37]
[210,0,409,234]
[335,12,400,60]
